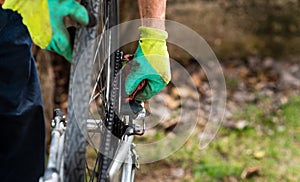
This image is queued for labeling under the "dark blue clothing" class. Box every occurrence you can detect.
[0,7,45,182]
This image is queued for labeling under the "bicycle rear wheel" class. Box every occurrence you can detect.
[63,0,120,181]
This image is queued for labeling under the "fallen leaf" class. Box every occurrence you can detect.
[171,87,199,100]
[235,120,248,130]
[162,119,178,130]
[222,120,248,130]
[241,166,261,179]
[164,94,181,109]
[253,150,266,159]
[171,168,185,178]
[238,67,250,78]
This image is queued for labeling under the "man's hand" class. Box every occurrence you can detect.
[2,0,89,61]
[125,26,171,101]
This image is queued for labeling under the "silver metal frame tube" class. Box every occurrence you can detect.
[108,135,134,181]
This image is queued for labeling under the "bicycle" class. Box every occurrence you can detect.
[38,0,229,180]
[39,0,146,181]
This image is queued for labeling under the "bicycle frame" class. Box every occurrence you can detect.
[39,109,66,182]
[40,105,146,182]
[108,107,146,182]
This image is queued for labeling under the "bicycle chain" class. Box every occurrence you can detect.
[99,51,123,181]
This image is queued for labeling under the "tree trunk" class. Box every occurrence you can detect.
[32,46,55,149]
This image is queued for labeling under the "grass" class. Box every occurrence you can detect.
[139,95,300,181]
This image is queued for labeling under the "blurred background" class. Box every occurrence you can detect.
[34,0,300,181]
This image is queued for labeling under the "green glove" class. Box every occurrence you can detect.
[2,0,89,61]
[125,26,171,101]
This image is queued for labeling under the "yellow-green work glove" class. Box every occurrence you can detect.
[125,26,171,101]
[2,0,89,61]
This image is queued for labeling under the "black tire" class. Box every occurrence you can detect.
[63,0,120,181]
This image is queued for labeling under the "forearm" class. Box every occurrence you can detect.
[138,0,166,30]
[0,0,5,5]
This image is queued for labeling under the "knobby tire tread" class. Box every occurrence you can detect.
[63,0,119,181]
[63,0,102,181]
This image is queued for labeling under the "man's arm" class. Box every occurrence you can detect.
[2,0,88,61]
[138,0,166,30]
[124,0,170,101]
[0,0,4,5]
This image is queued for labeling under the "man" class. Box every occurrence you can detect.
[0,0,170,181]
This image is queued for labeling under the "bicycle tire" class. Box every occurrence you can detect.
[63,0,120,181]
